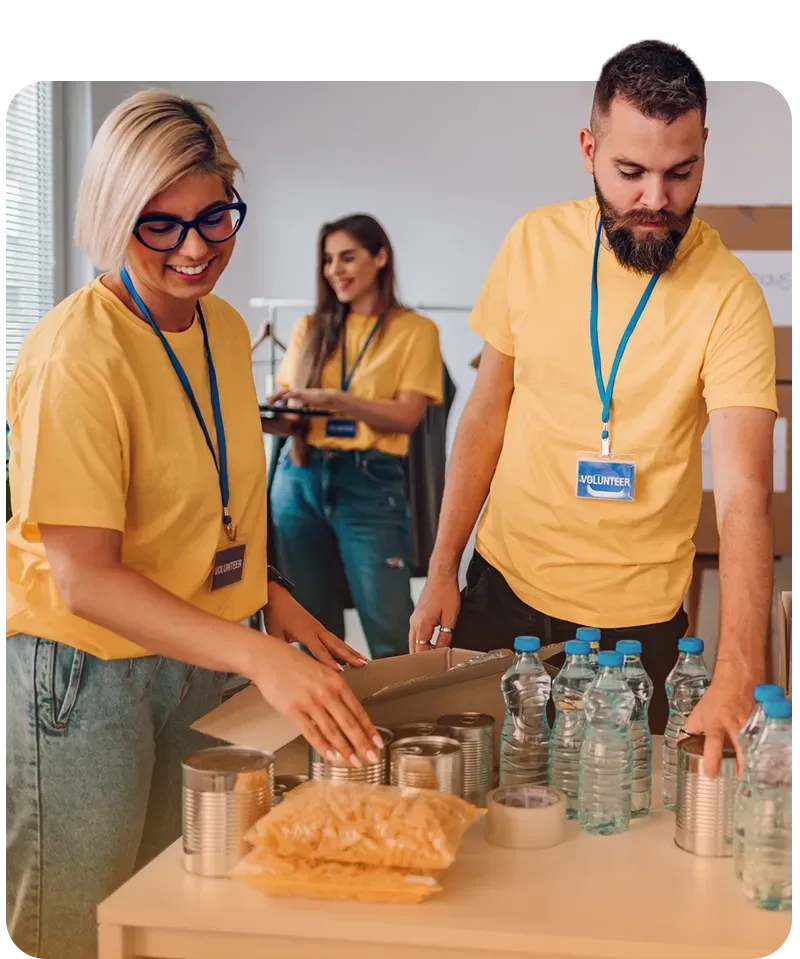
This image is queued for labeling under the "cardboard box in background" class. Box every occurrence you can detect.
[194,648,525,776]
[693,204,792,557]
[778,591,791,695]
[694,370,792,557]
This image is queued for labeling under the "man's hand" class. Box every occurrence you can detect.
[682,675,755,776]
[408,572,461,654]
[264,584,369,671]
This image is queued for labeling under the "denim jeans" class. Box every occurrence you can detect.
[452,551,689,734]
[6,634,226,959]
[270,444,414,659]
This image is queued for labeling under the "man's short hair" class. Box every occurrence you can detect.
[592,40,707,134]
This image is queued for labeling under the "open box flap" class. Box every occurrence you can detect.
[192,648,514,754]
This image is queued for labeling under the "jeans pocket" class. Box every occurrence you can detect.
[46,641,86,730]
[359,452,405,486]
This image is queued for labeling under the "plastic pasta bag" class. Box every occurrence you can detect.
[246,781,484,872]
[232,848,442,904]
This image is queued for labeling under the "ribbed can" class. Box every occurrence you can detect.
[181,746,274,877]
[392,722,452,742]
[308,726,393,784]
[390,736,463,795]
[272,774,309,805]
[437,712,495,807]
[675,734,737,857]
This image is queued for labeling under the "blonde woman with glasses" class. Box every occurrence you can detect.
[6,91,379,959]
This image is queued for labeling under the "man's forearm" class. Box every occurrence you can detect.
[428,407,507,578]
[715,499,773,682]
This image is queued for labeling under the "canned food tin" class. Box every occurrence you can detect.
[392,722,452,742]
[390,736,463,795]
[272,774,309,805]
[308,726,394,784]
[437,712,495,807]
[675,734,737,857]
[182,746,274,877]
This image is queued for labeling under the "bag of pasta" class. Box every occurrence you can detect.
[246,781,484,872]
[232,848,442,904]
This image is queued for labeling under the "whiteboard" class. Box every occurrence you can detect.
[733,250,792,327]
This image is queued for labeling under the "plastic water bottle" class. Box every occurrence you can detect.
[499,636,552,787]
[616,640,653,818]
[578,650,635,835]
[576,626,601,670]
[742,697,792,911]
[733,685,787,880]
[549,640,594,818]
[662,638,710,811]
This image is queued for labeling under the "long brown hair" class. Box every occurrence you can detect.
[289,214,402,465]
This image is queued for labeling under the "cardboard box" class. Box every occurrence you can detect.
[695,206,791,251]
[692,206,792,556]
[778,591,791,695]
[193,648,527,776]
[695,371,792,557]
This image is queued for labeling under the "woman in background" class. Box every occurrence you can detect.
[268,215,443,659]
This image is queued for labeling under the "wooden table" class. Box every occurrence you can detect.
[98,770,789,959]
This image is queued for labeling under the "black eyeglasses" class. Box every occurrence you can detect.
[133,187,247,252]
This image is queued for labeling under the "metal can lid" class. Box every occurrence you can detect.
[491,785,561,809]
[182,745,274,773]
[391,736,462,757]
[678,734,736,759]
[392,722,451,740]
[437,712,495,728]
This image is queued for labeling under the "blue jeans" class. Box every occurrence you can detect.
[6,634,226,959]
[270,445,414,659]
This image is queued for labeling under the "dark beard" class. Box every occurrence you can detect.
[594,178,698,275]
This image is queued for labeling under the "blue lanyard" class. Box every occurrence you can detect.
[119,268,235,540]
[590,221,660,455]
[340,314,383,392]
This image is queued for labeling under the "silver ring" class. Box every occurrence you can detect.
[437,626,454,634]
[415,640,430,645]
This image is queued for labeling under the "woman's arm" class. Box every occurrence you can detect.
[40,524,381,765]
[268,388,429,435]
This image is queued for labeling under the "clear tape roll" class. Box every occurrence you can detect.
[485,785,566,849]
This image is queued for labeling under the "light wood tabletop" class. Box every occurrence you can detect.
[97,740,790,959]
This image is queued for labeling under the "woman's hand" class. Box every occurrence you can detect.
[263,584,369,671]
[253,633,382,767]
[267,387,341,410]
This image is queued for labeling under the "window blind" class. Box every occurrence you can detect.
[6,81,54,382]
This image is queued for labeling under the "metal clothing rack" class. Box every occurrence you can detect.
[248,297,473,385]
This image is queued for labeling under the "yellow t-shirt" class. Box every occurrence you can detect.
[471,197,778,628]
[277,309,443,457]
[6,278,268,659]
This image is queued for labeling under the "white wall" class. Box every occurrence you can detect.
[86,80,790,450]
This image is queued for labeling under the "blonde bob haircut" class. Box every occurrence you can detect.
[75,90,241,271]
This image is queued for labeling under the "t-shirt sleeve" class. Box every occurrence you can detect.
[701,275,779,414]
[11,360,127,543]
[468,217,524,358]
[397,318,444,405]
[276,315,311,388]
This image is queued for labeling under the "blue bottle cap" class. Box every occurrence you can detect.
[754,683,784,704]
[565,640,590,656]
[616,640,642,655]
[514,636,541,653]
[597,650,623,668]
[576,627,601,643]
[678,637,704,654]
[763,698,791,719]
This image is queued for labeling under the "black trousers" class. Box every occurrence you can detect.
[452,551,689,734]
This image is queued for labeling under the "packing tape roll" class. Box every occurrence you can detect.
[485,785,566,849]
